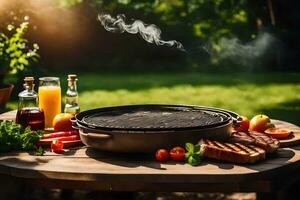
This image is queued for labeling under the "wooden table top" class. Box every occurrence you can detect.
[0,110,300,192]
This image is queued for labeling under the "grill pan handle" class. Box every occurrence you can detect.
[71,117,112,140]
[70,117,79,130]
[81,132,112,140]
[224,110,241,128]
[227,111,241,124]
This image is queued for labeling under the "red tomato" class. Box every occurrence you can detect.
[51,139,64,153]
[265,128,292,139]
[170,146,185,161]
[155,149,169,161]
[234,116,250,132]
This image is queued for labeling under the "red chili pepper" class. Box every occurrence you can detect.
[42,130,79,139]
[56,134,80,142]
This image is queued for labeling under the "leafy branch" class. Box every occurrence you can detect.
[0,22,39,83]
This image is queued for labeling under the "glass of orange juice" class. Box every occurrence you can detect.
[38,77,61,128]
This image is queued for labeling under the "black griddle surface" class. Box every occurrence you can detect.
[78,105,230,131]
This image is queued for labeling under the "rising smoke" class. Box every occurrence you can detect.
[215,31,279,68]
[98,14,185,51]
[98,13,280,69]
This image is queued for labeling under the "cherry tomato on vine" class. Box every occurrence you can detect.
[155,149,169,161]
[170,146,185,161]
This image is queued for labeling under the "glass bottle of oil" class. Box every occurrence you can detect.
[64,74,80,115]
[16,77,45,130]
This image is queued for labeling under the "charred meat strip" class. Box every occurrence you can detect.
[229,131,279,153]
[200,139,266,164]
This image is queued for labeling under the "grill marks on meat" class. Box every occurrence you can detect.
[195,128,280,164]
[229,131,256,144]
[236,143,266,162]
[229,131,280,153]
[201,139,266,164]
[200,130,278,164]
[250,131,280,153]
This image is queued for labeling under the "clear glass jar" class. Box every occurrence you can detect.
[38,77,61,128]
[16,77,45,130]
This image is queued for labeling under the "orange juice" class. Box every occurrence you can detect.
[39,86,61,128]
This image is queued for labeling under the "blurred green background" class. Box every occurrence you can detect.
[1,0,300,124]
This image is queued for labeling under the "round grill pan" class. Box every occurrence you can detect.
[73,104,239,153]
[75,104,233,131]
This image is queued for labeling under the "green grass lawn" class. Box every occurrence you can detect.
[8,72,300,125]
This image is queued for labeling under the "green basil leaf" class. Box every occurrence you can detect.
[194,144,201,153]
[199,145,204,157]
[185,152,192,159]
[185,143,194,153]
[188,155,201,166]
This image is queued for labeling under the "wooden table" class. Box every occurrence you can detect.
[1,111,300,199]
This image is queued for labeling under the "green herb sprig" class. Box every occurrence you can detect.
[0,120,43,153]
[185,143,203,166]
[35,146,45,156]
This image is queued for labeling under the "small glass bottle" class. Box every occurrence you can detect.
[16,77,45,130]
[64,74,80,115]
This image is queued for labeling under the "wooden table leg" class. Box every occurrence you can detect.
[257,191,284,200]
[86,191,137,200]
[60,189,74,200]
[0,174,26,200]
[257,173,300,200]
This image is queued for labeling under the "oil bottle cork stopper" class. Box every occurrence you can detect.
[23,77,34,88]
[24,77,34,84]
[68,74,77,81]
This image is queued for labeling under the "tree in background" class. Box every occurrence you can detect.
[0,0,298,72]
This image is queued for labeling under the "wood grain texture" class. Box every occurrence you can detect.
[271,119,300,147]
[0,145,300,193]
[0,111,300,192]
[26,178,275,192]
[0,110,16,121]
